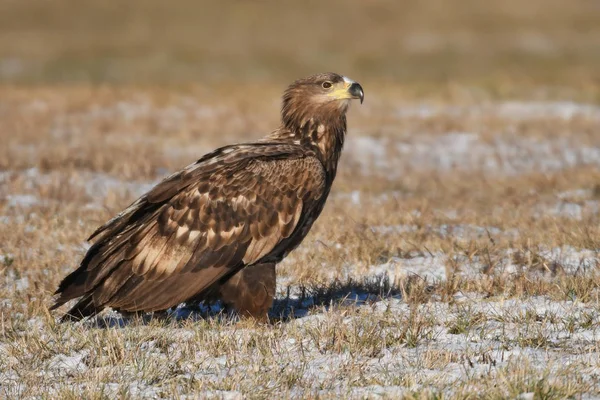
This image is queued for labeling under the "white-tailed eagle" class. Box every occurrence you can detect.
[52,72,364,322]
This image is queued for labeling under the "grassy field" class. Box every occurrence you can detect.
[1,1,600,399]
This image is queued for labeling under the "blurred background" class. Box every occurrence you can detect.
[1,0,599,90]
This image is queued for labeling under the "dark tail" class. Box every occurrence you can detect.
[58,295,102,323]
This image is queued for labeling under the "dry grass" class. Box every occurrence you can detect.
[1,1,600,398]
[1,84,599,399]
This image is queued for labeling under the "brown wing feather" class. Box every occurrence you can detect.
[52,144,326,318]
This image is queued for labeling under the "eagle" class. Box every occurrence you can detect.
[51,72,364,322]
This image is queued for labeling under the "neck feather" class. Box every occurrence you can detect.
[266,103,348,175]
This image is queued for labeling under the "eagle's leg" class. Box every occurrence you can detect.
[219,263,276,322]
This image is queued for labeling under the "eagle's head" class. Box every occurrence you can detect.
[281,72,364,131]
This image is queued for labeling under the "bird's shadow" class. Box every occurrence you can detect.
[85,273,427,329]
[269,274,406,322]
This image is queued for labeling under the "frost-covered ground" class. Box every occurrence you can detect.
[1,90,600,398]
[347,101,600,177]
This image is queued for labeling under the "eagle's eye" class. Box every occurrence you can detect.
[321,81,332,89]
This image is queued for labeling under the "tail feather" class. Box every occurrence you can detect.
[59,295,102,322]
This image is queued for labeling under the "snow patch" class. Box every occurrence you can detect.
[370,253,447,282]
[395,101,600,121]
[1,168,157,209]
[4,194,41,208]
[48,350,89,374]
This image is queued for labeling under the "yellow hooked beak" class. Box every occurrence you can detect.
[329,76,364,104]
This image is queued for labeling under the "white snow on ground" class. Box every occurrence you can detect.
[271,243,598,322]
[538,189,600,220]
[78,172,156,200]
[343,100,600,176]
[343,136,391,172]
[48,350,89,374]
[394,101,600,121]
[4,194,41,208]
[496,101,600,120]
[4,294,596,398]
[51,97,224,132]
[368,253,448,281]
[2,100,600,397]
[1,168,157,210]
[536,246,599,275]
[293,244,597,295]
[345,132,600,176]
[541,200,600,220]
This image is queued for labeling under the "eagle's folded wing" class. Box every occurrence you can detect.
[52,144,325,316]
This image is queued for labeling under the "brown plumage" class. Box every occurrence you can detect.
[51,72,364,322]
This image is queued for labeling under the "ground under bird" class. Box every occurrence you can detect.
[51,72,364,322]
